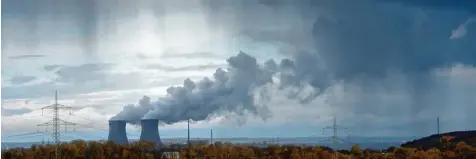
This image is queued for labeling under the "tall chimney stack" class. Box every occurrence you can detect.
[140,119,163,150]
[210,129,213,145]
[108,120,129,145]
[437,117,440,135]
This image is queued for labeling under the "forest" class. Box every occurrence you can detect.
[2,135,476,159]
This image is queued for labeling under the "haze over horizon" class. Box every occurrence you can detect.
[2,0,476,142]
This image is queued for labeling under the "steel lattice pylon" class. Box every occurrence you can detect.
[320,115,351,159]
[37,90,77,159]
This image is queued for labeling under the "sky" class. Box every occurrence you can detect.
[2,0,476,142]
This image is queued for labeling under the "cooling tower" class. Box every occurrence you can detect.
[140,119,163,150]
[108,120,129,145]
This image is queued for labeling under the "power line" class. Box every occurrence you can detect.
[69,114,98,124]
[36,90,78,159]
[73,122,140,138]
[1,132,48,140]
[2,114,52,121]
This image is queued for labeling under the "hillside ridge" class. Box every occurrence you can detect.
[401,130,476,150]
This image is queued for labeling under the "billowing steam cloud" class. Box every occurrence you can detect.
[110,95,154,124]
[111,51,334,124]
[142,52,277,124]
[112,52,280,124]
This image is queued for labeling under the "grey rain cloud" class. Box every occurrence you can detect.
[3,63,154,100]
[2,60,215,100]
[256,0,476,133]
[9,75,37,85]
[1,107,33,116]
[2,0,99,56]
[43,64,63,71]
[54,63,112,83]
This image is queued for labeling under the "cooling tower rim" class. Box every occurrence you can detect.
[140,119,159,121]
[109,119,127,122]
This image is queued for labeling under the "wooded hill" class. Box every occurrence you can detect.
[401,130,476,150]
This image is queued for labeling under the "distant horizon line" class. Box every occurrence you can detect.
[2,136,422,143]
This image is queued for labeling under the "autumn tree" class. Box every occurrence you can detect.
[440,136,455,150]
[350,144,363,158]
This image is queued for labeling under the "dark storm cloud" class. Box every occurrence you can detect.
[378,0,476,12]
[268,0,475,134]
[195,0,476,134]
[305,1,475,127]
[251,0,476,79]
[2,0,99,56]
[313,1,475,77]
[237,0,476,89]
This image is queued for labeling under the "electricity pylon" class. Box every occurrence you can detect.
[320,115,351,159]
[37,90,76,159]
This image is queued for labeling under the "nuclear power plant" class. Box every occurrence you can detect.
[107,119,163,150]
[108,120,129,145]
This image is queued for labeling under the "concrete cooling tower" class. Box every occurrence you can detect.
[140,119,163,150]
[108,120,129,145]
